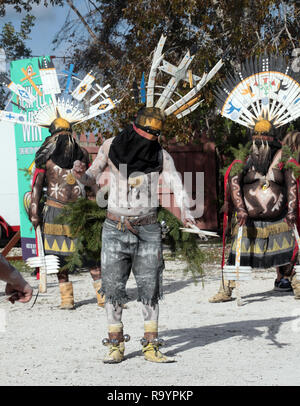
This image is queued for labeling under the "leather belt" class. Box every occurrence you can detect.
[46,199,66,209]
[106,212,157,234]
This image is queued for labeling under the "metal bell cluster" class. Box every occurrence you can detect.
[140,337,165,347]
[102,334,130,346]
[102,338,110,346]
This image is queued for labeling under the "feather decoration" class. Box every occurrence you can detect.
[0,72,36,105]
[133,34,223,121]
[34,133,60,168]
[0,57,118,129]
[38,56,61,97]
[215,54,300,129]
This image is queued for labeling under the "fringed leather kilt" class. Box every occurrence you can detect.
[100,215,164,307]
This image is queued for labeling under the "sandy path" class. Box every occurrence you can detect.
[1,260,300,386]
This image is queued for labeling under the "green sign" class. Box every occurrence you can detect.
[10,56,50,259]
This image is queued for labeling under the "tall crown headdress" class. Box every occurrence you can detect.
[133,35,224,132]
[0,56,117,130]
[215,54,300,131]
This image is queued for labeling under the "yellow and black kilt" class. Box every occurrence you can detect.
[228,216,295,269]
[42,200,76,257]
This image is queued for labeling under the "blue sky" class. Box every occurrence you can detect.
[1,1,87,58]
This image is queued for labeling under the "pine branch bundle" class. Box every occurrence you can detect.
[157,207,205,280]
[56,198,106,271]
[56,198,205,279]
[280,145,300,178]
[221,142,251,177]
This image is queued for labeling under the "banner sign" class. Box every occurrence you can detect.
[10,56,51,260]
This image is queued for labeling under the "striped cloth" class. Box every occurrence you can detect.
[228,216,295,269]
[43,204,76,256]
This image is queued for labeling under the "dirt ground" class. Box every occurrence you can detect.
[1,251,300,387]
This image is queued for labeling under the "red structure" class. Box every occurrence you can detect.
[76,133,102,160]
[76,133,219,231]
[165,141,218,230]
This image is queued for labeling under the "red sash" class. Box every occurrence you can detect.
[286,158,300,261]
[221,160,242,269]
[31,167,46,188]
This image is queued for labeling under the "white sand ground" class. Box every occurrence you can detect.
[1,258,300,387]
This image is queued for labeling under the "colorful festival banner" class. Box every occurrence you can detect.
[10,56,51,260]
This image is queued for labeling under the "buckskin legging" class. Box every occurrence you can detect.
[100,218,164,326]
[106,302,159,325]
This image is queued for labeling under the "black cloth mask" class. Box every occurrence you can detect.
[50,133,84,169]
[108,124,162,178]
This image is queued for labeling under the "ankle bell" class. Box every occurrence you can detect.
[140,337,164,347]
[102,334,130,346]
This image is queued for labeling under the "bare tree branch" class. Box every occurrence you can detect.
[66,0,98,42]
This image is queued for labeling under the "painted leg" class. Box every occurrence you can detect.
[102,303,130,363]
[275,267,283,282]
[90,266,101,281]
[90,266,105,307]
[141,303,175,363]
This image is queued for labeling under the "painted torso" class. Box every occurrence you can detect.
[45,159,83,203]
[242,151,286,219]
[85,137,192,218]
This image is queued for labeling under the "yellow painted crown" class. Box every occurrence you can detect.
[49,118,72,135]
[135,107,165,131]
[254,119,272,133]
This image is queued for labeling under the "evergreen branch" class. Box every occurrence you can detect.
[56,198,205,280]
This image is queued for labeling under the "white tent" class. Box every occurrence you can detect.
[0,121,20,229]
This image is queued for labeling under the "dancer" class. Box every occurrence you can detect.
[73,35,224,363]
[210,54,300,302]
[281,130,300,298]
[30,119,104,309]
[27,57,116,309]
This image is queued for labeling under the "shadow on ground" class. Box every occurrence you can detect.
[123,315,297,361]
[240,289,294,304]
[160,315,297,357]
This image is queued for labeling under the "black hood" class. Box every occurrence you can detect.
[108,124,162,178]
[50,133,84,169]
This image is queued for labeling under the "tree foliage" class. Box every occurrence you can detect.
[0,15,34,60]
[2,1,300,152]
[0,1,63,108]
[52,1,300,156]
[0,14,36,109]
[2,1,300,198]
[0,0,63,17]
